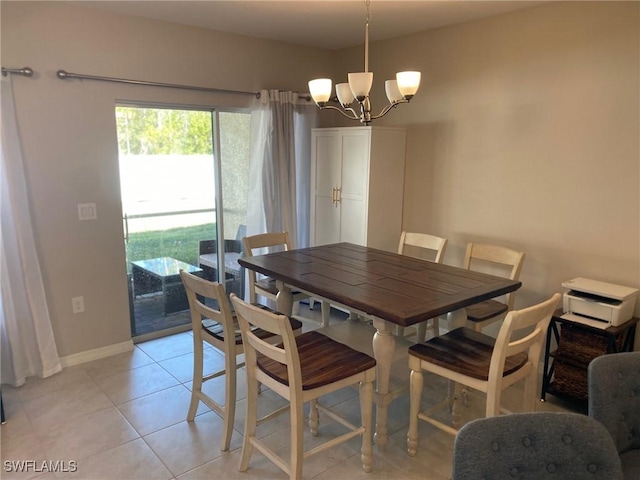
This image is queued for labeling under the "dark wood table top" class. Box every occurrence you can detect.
[239,243,521,328]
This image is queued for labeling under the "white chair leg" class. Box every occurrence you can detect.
[359,379,374,473]
[221,355,237,451]
[451,382,463,427]
[290,398,305,480]
[407,369,423,457]
[239,376,259,472]
[309,398,319,436]
[187,337,203,421]
[523,372,537,412]
[485,385,502,418]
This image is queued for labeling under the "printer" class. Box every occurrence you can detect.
[562,277,638,329]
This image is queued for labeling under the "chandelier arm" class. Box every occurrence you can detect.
[370,99,409,120]
[319,104,360,121]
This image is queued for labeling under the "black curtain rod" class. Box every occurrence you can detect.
[56,69,261,98]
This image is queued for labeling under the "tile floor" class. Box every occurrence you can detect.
[1,305,576,480]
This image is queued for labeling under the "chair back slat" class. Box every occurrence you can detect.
[489,293,560,384]
[231,294,300,383]
[398,231,448,264]
[464,243,525,280]
[243,231,292,257]
[464,243,525,310]
[242,232,293,304]
[180,270,236,342]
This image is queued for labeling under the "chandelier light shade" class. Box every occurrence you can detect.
[308,0,421,125]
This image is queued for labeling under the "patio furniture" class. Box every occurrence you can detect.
[131,257,202,315]
[198,224,246,298]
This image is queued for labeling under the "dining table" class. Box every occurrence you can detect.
[238,242,521,449]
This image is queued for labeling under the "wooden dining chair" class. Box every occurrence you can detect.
[407,293,560,455]
[180,270,302,451]
[242,231,324,321]
[463,243,525,331]
[397,231,448,341]
[230,294,376,480]
[398,231,448,263]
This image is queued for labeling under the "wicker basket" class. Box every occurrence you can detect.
[558,323,620,365]
[552,360,588,401]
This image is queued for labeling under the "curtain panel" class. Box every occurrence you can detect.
[247,89,318,249]
[1,75,61,387]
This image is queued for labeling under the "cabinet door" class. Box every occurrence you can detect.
[311,133,341,246]
[339,131,368,245]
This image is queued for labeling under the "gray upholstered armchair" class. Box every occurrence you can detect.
[452,412,622,479]
[589,351,640,479]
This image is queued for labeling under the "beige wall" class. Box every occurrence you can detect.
[2,1,638,358]
[336,2,639,317]
[1,1,331,358]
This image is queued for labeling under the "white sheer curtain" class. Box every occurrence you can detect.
[1,75,61,387]
[247,89,318,248]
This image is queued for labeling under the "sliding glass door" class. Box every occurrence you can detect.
[115,105,250,339]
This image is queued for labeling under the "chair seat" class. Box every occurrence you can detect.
[203,313,302,345]
[256,277,306,298]
[258,331,376,390]
[255,277,278,295]
[466,300,508,322]
[408,327,528,380]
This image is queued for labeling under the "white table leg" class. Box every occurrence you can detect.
[444,308,467,330]
[275,280,293,317]
[321,300,330,327]
[372,317,395,451]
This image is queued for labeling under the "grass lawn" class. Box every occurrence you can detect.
[126,223,216,269]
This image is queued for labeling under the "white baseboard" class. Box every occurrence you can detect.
[59,340,135,368]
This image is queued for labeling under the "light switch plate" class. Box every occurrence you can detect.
[78,203,97,221]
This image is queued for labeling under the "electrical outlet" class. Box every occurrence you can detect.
[72,296,85,314]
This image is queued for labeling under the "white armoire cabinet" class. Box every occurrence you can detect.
[310,126,406,253]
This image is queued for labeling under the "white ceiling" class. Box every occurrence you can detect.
[72,1,546,50]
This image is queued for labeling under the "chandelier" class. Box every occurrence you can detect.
[308,0,421,126]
